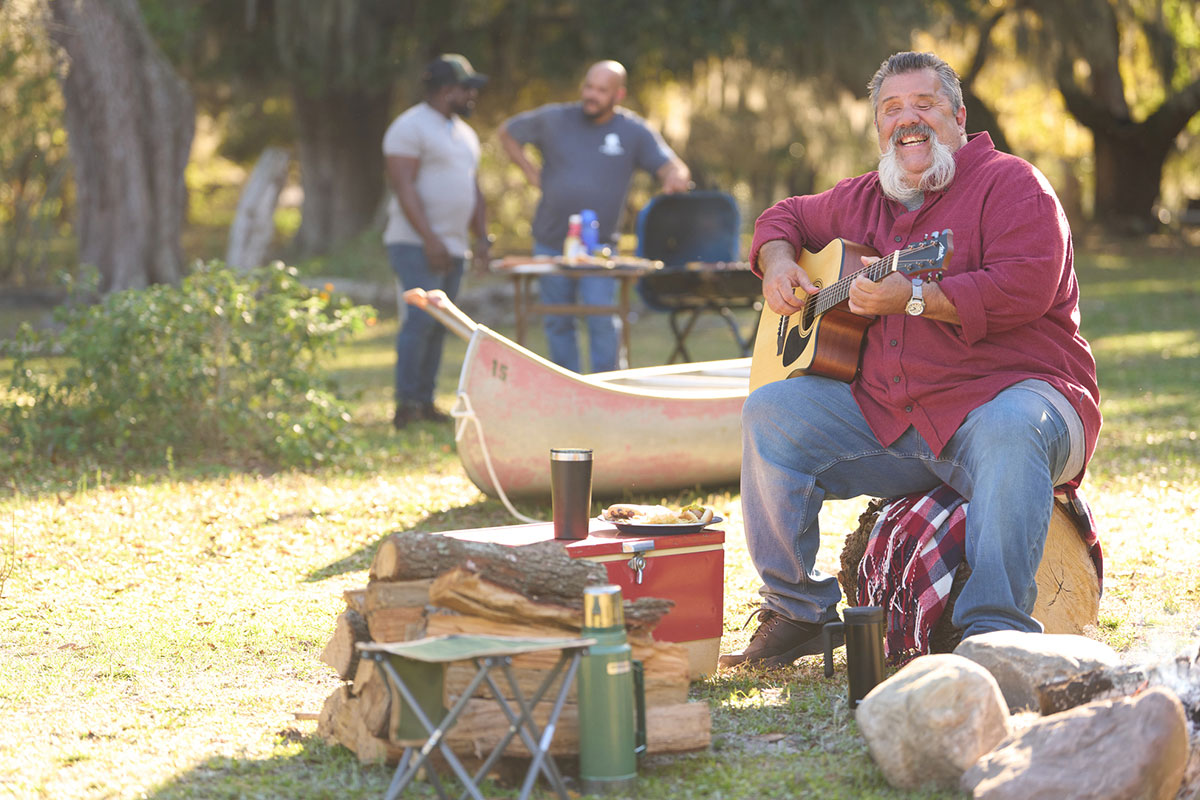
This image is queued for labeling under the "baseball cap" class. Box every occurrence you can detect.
[422,54,488,89]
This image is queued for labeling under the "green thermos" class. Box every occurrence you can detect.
[578,584,646,796]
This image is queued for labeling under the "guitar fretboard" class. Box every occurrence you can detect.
[812,250,901,316]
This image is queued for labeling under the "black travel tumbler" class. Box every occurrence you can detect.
[551,448,593,540]
[822,605,886,709]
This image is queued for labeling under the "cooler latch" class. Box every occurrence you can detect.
[621,540,655,585]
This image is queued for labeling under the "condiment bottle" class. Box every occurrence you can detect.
[563,213,584,265]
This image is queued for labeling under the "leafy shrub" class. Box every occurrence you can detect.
[1,260,373,469]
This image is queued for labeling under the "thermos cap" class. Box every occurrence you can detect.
[583,584,625,630]
[551,448,593,461]
[844,605,885,623]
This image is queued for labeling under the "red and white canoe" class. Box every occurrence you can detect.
[405,289,749,499]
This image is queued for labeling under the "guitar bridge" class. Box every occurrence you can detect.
[775,314,787,357]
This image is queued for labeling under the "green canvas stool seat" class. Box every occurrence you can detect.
[358,634,596,800]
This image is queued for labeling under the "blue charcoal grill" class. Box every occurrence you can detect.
[635,191,762,363]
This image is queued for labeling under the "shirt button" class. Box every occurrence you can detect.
[905,405,913,413]
[894,235,902,243]
[893,375,901,383]
[890,339,898,347]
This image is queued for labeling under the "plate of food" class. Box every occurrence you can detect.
[598,502,723,535]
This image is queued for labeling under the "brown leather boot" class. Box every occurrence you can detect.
[718,608,842,668]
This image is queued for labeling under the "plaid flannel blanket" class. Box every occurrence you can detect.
[856,484,1103,664]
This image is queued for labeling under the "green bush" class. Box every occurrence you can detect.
[1,261,374,469]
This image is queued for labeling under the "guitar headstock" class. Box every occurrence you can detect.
[894,229,953,282]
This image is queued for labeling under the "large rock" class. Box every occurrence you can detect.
[961,686,1189,800]
[857,654,1010,791]
[954,630,1120,712]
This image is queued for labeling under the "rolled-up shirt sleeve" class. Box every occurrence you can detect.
[749,192,845,276]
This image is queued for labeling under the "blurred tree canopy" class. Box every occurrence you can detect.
[5,0,1199,290]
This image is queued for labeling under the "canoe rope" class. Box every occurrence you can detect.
[452,391,543,524]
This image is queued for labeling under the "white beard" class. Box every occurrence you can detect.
[878,125,957,206]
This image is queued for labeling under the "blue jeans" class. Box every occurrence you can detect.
[740,376,1073,637]
[388,243,464,407]
[534,242,620,373]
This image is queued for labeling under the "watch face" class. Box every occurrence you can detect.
[906,299,925,316]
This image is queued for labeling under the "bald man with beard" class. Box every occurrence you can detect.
[721,51,1101,669]
[499,60,691,373]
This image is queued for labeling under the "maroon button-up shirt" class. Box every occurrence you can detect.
[750,132,1101,481]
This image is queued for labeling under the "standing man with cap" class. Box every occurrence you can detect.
[498,60,691,373]
[384,54,492,429]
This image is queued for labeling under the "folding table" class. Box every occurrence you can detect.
[357,634,596,800]
[489,255,661,369]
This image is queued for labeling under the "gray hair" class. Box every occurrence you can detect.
[868,52,963,116]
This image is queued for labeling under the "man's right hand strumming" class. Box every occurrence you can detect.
[758,240,818,316]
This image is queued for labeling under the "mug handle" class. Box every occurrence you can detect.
[822,621,845,678]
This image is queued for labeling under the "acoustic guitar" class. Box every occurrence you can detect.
[748,231,953,392]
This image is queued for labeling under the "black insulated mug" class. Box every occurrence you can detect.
[551,448,593,540]
[822,605,886,709]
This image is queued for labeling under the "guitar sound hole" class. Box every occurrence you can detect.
[801,301,816,330]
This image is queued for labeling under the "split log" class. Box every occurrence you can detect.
[429,567,672,633]
[320,608,370,680]
[343,587,367,616]
[441,700,711,757]
[1036,664,1151,716]
[371,532,605,605]
[364,578,432,642]
[351,658,393,739]
[317,684,404,764]
[424,612,690,685]
[443,659,689,707]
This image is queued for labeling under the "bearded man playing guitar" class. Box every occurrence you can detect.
[721,51,1101,669]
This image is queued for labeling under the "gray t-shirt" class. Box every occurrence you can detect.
[382,102,480,256]
[505,102,675,247]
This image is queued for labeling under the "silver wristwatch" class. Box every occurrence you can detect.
[905,278,926,316]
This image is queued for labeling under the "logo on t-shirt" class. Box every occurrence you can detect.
[600,133,624,156]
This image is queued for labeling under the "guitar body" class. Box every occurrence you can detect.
[749,239,881,392]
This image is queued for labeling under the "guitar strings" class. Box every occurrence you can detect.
[812,249,902,315]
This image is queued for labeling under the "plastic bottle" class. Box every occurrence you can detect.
[563,213,584,265]
[580,209,599,255]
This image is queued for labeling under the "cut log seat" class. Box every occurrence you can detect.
[839,497,1101,654]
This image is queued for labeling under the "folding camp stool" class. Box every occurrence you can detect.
[358,634,596,800]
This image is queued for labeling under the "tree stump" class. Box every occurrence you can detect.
[839,497,1101,654]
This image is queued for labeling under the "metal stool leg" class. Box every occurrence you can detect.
[510,654,581,800]
[465,654,566,795]
[375,654,492,800]
[477,657,576,800]
[667,309,700,363]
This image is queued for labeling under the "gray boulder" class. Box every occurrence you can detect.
[961,686,1189,800]
[954,630,1120,712]
[857,653,1010,791]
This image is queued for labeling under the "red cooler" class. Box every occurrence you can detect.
[440,519,725,678]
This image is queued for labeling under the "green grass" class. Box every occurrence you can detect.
[1,236,1198,798]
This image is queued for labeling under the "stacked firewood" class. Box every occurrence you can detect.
[316,531,712,764]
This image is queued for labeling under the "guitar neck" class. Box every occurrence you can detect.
[812,250,900,315]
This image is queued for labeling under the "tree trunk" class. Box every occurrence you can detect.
[225,146,290,270]
[1090,126,1172,233]
[47,0,194,292]
[1028,0,1200,233]
[290,85,391,258]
